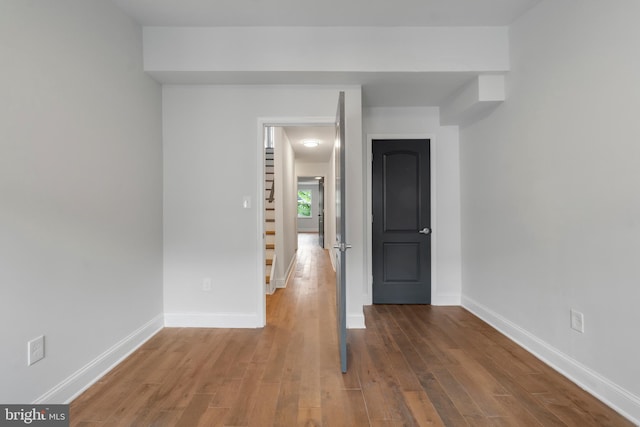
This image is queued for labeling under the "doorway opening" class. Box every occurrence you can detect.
[259,91,347,371]
[297,176,325,248]
[260,123,335,317]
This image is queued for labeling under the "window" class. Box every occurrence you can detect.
[297,190,312,218]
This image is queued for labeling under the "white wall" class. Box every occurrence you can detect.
[145,21,500,331]
[0,1,163,403]
[273,127,297,287]
[364,107,462,306]
[297,182,320,233]
[162,86,364,327]
[460,1,640,422]
[143,26,509,75]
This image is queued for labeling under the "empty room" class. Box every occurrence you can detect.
[2,0,639,425]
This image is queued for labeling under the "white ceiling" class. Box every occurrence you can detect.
[112,0,540,27]
[112,0,540,161]
[283,126,335,162]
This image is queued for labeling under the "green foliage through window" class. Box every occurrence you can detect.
[297,190,312,217]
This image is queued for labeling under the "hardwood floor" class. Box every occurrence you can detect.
[70,233,632,426]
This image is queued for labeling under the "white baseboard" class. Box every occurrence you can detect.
[276,254,297,289]
[347,313,366,329]
[462,296,640,425]
[164,312,260,328]
[34,314,164,404]
[432,293,461,306]
[267,253,277,294]
[266,281,276,294]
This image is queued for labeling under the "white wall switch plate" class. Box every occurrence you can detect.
[202,277,212,291]
[28,335,45,366]
[570,309,584,333]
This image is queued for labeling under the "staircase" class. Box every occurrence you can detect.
[265,147,276,293]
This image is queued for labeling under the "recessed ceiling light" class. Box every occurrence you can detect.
[303,139,319,148]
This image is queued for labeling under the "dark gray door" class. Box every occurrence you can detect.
[318,177,325,248]
[372,139,431,304]
[334,92,348,373]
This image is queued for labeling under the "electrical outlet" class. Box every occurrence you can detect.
[202,277,212,291]
[570,309,584,333]
[28,336,45,366]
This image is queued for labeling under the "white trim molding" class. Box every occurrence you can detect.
[463,296,640,425]
[432,293,461,306]
[34,314,164,404]
[276,253,297,289]
[347,313,366,329]
[266,253,277,295]
[257,116,336,327]
[164,312,261,328]
[266,281,276,295]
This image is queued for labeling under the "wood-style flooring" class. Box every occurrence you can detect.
[70,233,632,426]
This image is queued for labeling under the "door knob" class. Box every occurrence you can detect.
[418,227,431,235]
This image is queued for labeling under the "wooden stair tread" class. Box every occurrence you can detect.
[265,146,275,265]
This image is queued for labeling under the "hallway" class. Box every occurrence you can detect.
[69,233,631,426]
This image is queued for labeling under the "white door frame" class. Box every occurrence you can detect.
[256,116,335,326]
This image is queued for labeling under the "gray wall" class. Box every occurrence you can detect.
[460,1,640,420]
[162,86,364,326]
[0,1,163,403]
[363,107,462,305]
